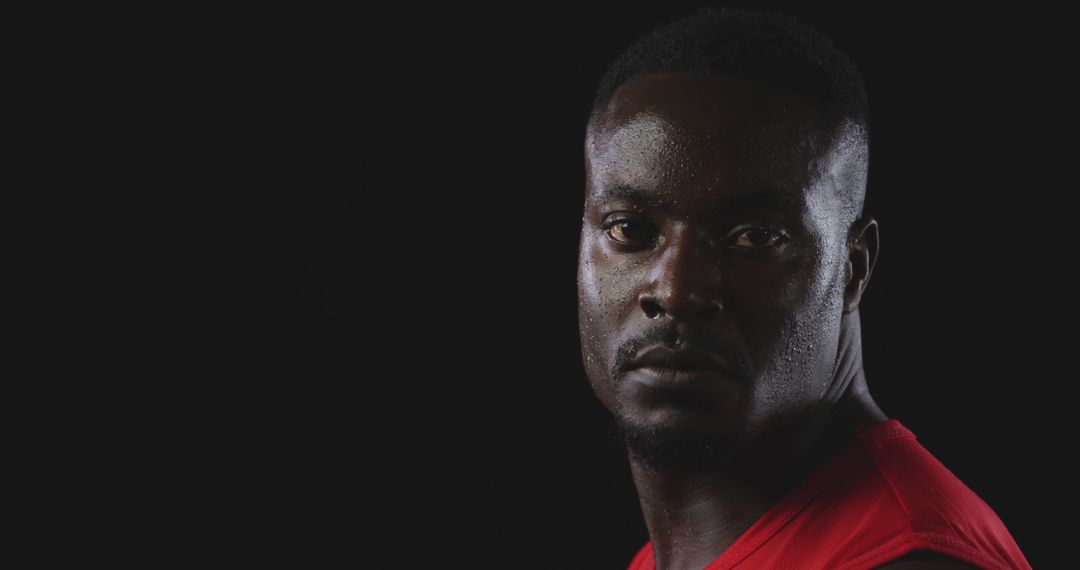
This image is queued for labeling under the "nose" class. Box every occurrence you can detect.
[638,228,723,321]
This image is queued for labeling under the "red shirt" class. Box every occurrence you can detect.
[626,418,1031,570]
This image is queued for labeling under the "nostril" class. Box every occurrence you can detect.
[641,299,664,319]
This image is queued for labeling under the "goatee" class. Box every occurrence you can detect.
[613,416,742,471]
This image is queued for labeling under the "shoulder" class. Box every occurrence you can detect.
[873,550,980,569]
[856,422,1001,532]
[850,422,1029,569]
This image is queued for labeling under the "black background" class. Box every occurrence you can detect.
[74,1,1069,567]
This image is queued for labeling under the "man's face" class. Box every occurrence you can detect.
[578,72,853,465]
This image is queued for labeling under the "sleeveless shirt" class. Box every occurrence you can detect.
[626,419,1031,570]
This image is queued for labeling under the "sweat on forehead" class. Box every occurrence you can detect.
[585,72,867,223]
[587,74,831,192]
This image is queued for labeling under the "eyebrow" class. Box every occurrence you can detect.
[596,183,807,215]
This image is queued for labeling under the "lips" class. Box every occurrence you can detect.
[629,344,730,372]
[624,344,734,390]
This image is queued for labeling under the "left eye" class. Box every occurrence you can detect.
[731,227,786,248]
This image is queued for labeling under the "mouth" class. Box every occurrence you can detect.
[629,344,730,371]
[625,344,734,389]
[626,365,733,389]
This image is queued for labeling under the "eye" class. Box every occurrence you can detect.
[602,217,655,247]
[729,227,787,248]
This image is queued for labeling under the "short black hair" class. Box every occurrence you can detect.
[590,5,871,224]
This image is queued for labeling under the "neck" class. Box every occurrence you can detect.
[629,310,887,570]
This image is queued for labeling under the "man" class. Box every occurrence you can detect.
[576,7,1030,570]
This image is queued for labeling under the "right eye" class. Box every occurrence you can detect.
[602,218,655,247]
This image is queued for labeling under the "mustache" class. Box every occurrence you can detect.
[613,325,753,382]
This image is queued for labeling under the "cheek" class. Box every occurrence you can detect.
[724,251,843,374]
[577,233,645,324]
[577,236,617,400]
[577,235,648,403]
[723,257,845,432]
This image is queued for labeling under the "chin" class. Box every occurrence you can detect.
[613,406,745,470]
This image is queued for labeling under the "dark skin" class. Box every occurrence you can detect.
[578,73,973,570]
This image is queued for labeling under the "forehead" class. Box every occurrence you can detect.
[586,72,828,205]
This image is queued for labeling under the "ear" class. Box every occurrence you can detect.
[843,217,879,314]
